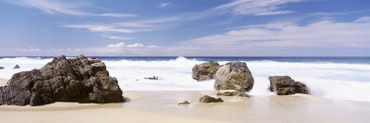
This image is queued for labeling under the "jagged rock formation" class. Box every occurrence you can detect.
[269,76,309,95]
[192,61,220,81]
[0,55,125,106]
[214,62,254,92]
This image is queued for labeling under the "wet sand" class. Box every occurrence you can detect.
[1,79,370,123]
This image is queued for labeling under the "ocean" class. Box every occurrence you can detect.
[0,56,370,102]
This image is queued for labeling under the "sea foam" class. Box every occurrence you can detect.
[0,57,370,102]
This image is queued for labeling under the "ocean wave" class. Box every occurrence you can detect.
[0,56,370,101]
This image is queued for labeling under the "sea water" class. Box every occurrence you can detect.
[0,56,370,102]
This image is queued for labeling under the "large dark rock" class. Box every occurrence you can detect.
[199,95,223,103]
[192,61,220,81]
[214,62,254,92]
[0,55,125,106]
[0,66,4,69]
[269,76,309,95]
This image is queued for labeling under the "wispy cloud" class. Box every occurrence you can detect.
[5,0,137,17]
[102,35,137,40]
[98,13,138,18]
[61,16,181,39]
[310,9,370,17]
[107,42,144,48]
[213,0,301,16]
[181,17,370,50]
[158,2,170,8]
[61,24,136,33]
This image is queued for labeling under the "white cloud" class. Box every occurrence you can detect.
[182,17,370,50]
[62,24,136,33]
[107,42,145,48]
[108,42,125,48]
[127,43,144,48]
[17,47,42,52]
[6,0,137,17]
[158,2,170,8]
[213,0,301,16]
[102,35,136,40]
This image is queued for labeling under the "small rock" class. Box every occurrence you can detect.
[178,100,190,105]
[13,65,20,69]
[199,95,223,103]
[0,66,4,69]
[144,76,158,80]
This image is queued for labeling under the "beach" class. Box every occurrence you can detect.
[1,79,370,123]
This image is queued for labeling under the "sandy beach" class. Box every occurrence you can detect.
[0,77,369,123]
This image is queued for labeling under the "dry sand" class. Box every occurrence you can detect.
[1,79,370,123]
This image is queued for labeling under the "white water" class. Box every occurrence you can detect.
[1,57,370,102]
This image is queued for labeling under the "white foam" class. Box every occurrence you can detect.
[0,57,370,102]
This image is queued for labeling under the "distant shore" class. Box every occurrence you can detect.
[1,78,370,123]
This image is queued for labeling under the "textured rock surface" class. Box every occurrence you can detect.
[0,55,125,106]
[214,62,254,92]
[217,91,250,98]
[199,95,223,103]
[192,61,220,81]
[269,76,309,95]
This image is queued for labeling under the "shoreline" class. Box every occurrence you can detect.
[1,79,370,122]
[1,90,370,122]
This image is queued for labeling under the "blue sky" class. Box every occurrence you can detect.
[0,0,369,56]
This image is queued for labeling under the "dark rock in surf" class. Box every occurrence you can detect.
[192,61,220,81]
[0,55,125,106]
[269,76,309,95]
[214,62,254,92]
[13,65,20,69]
[0,66,4,69]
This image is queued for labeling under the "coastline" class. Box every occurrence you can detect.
[1,89,370,122]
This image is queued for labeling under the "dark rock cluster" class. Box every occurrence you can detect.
[269,76,309,95]
[0,55,125,106]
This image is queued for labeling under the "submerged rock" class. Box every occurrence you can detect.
[0,55,125,106]
[192,61,220,81]
[199,95,223,103]
[178,100,190,105]
[214,62,254,92]
[217,91,250,98]
[144,76,159,80]
[13,65,20,69]
[269,76,309,95]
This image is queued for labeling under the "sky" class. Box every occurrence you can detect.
[0,0,369,56]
